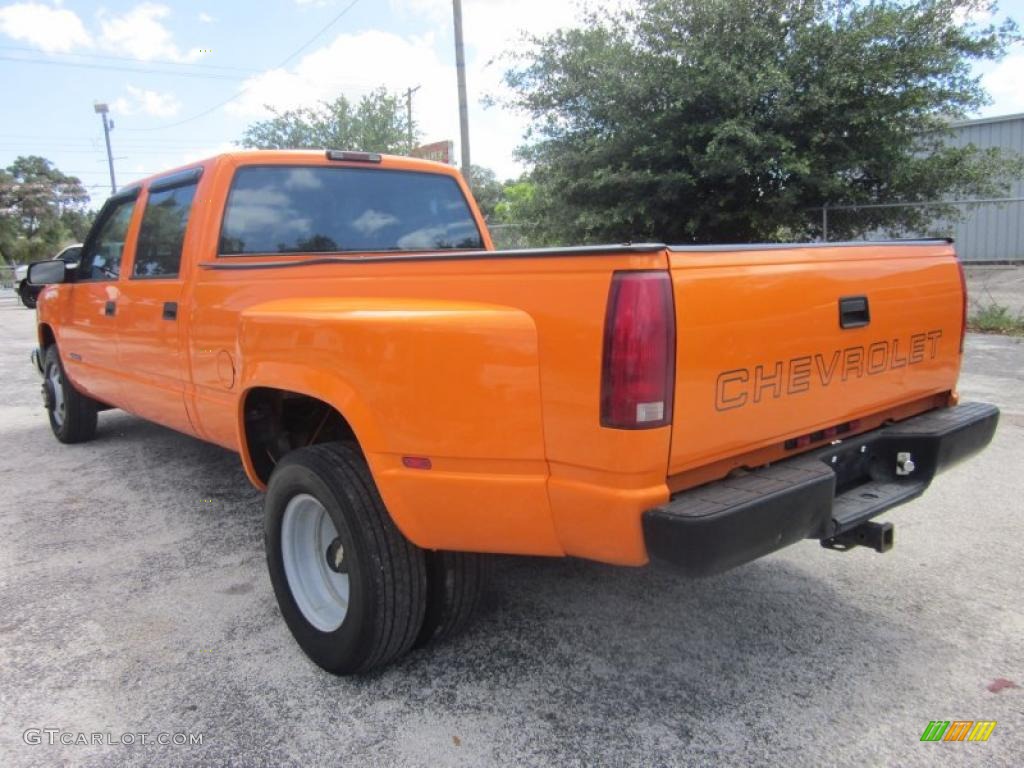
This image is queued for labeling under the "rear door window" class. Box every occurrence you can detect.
[219,166,483,255]
[133,181,198,278]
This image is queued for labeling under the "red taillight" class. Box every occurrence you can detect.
[956,258,967,354]
[600,271,675,429]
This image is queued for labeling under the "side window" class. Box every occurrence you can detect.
[78,199,136,281]
[58,246,82,265]
[133,182,197,278]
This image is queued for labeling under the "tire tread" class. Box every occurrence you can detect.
[292,442,426,672]
[44,346,97,444]
[416,550,489,647]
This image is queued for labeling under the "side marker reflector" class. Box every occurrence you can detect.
[402,456,432,470]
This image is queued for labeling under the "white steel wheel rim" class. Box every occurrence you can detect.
[281,493,350,632]
[48,363,65,427]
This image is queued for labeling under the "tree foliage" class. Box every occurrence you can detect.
[502,0,1022,243]
[467,165,506,219]
[240,88,416,154]
[0,156,91,264]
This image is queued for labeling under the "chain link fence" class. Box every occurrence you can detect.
[486,224,536,250]
[0,265,16,291]
[487,195,1024,262]
[817,197,1024,262]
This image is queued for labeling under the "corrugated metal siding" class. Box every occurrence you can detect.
[945,115,1024,262]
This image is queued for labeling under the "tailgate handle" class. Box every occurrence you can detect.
[839,296,870,329]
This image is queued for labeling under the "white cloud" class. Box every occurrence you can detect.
[980,48,1024,116]
[198,11,214,24]
[113,85,182,117]
[226,29,457,146]
[229,2,589,179]
[98,3,199,63]
[0,1,90,52]
[953,2,995,27]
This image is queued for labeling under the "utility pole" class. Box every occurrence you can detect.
[405,85,421,154]
[93,102,116,195]
[452,0,471,177]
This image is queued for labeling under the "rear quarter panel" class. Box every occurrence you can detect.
[190,252,673,559]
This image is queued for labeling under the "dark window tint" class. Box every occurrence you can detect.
[219,166,483,255]
[134,182,197,278]
[78,198,136,281]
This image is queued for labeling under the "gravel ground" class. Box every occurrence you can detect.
[0,291,1021,768]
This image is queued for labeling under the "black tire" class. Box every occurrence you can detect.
[18,281,37,309]
[415,550,489,648]
[43,345,97,444]
[264,442,427,674]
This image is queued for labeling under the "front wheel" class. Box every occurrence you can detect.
[42,346,97,443]
[18,281,37,309]
[264,442,427,674]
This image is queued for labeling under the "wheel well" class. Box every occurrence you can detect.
[39,323,56,350]
[243,388,357,484]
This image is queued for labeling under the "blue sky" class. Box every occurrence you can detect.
[0,0,1022,206]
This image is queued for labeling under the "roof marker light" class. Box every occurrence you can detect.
[326,150,382,163]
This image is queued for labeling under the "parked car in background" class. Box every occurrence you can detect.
[16,244,81,308]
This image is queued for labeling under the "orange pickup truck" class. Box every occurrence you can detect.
[27,150,998,674]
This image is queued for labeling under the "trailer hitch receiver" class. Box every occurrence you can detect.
[821,521,894,553]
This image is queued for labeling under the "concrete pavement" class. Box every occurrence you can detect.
[0,293,1021,767]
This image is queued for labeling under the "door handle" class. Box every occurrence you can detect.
[839,296,870,329]
[104,300,116,317]
[163,302,178,321]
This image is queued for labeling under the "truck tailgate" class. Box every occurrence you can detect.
[667,241,964,478]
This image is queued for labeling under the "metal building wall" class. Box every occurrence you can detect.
[945,114,1024,262]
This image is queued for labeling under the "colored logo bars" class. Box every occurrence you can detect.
[920,721,997,742]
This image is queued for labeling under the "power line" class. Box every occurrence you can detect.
[125,0,364,132]
[0,55,243,81]
[0,44,262,73]
[0,147,213,155]
[0,133,220,143]
[276,0,363,69]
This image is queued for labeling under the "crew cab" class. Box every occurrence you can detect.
[27,150,998,674]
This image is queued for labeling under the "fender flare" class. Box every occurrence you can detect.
[235,360,387,490]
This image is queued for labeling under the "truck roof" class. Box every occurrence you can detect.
[126,149,460,191]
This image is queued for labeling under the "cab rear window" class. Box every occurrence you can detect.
[219,166,483,255]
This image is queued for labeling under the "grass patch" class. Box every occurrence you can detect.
[968,302,1024,336]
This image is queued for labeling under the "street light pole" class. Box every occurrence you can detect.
[452,0,471,177]
[94,102,116,195]
[405,85,421,154]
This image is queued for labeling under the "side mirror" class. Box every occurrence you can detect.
[27,259,68,286]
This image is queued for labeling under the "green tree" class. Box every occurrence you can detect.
[502,0,1022,244]
[240,88,416,154]
[0,156,90,264]
[493,179,537,224]
[489,178,549,248]
[467,165,505,219]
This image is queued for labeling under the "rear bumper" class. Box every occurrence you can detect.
[642,402,999,576]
